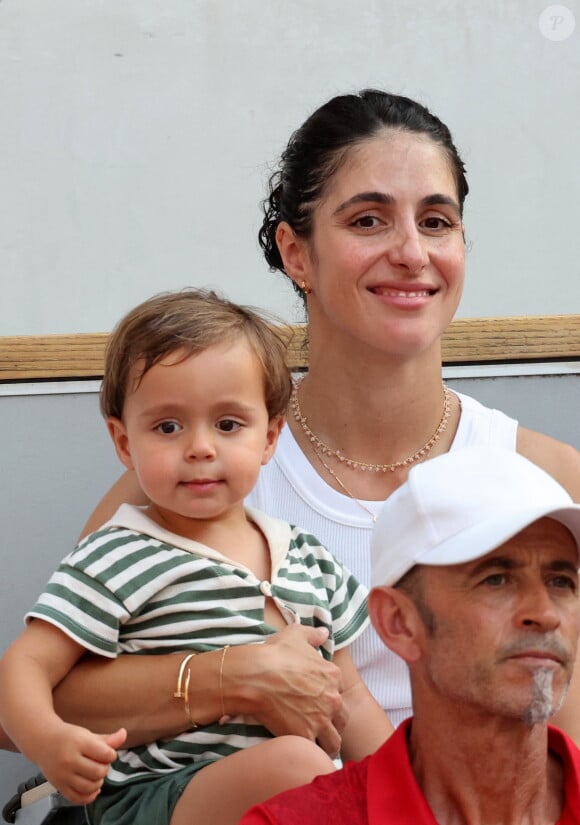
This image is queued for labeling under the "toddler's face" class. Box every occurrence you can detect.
[107,339,281,536]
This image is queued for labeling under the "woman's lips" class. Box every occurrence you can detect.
[368,283,437,309]
[369,282,437,297]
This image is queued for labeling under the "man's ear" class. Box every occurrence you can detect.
[368,586,424,664]
[275,221,312,288]
[262,416,285,465]
[107,417,135,471]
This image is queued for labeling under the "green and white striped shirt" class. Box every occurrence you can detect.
[28,504,368,786]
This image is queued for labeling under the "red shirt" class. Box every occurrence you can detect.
[240,721,580,824]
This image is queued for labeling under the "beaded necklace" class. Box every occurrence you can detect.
[291,382,452,473]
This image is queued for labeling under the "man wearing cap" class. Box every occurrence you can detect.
[240,448,580,824]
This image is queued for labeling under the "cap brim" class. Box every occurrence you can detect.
[415,504,580,568]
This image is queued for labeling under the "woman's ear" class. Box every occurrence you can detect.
[107,417,135,471]
[275,221,312,289]
[368,586,424,664]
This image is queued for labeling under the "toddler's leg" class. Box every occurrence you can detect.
[170,736,335,825]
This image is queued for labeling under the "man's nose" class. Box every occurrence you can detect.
[514,583,561,633]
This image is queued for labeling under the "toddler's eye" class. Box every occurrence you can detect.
[217,419,242,433]
[156,421,181,435]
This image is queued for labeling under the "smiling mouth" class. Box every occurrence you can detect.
[369,286,437,298]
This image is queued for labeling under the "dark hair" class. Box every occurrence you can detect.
[395,566,437,637]
[259,89,469,298]
[100,288,292,421]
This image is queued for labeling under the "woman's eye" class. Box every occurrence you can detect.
[351,215,381,230]
[155,421,181,435]
[217,419,242,433]
[421,216,453,231]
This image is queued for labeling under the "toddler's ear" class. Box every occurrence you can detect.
[107,418,135,471]
[262,416,285,465]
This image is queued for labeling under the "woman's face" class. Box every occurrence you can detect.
[283,130,466,360]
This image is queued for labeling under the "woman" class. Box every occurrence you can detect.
[12,89,580,752]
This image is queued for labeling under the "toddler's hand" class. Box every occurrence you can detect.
[38,724,126,805]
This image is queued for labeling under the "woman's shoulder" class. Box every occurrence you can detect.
[516,427,580,501]
[453,391,518,450]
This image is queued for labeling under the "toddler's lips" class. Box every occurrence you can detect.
[181,479,221,490]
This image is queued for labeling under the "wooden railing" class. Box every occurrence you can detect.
[1,316,579,381]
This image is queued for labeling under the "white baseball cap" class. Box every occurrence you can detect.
[371,448,580,588]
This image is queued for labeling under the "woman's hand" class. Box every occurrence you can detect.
[227,625,347,757]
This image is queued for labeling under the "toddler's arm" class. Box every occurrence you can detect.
[0,619,126,804]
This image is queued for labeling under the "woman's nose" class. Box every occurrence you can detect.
[386,225,429,273]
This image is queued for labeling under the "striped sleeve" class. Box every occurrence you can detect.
[25,526,173,656]
[289,529,369,651]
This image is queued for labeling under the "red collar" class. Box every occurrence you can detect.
[366,720,580,825]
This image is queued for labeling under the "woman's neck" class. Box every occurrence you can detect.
[296,347,450,456]
[288,345,461,502]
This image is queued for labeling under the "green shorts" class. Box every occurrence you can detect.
[87,761,214,825]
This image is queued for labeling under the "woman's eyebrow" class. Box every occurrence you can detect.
[333,191,394,215]
[420,193,461,213]
[333,191,460,216]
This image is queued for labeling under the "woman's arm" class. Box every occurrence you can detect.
[517,427,580,501]
[333,647,393,762]
[79,470,148,539]
[53,624,347,755]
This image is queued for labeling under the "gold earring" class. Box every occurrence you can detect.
[301,280,311,295]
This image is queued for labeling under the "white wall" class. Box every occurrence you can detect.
[1,0,579,335]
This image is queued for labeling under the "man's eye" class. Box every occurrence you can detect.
[550,575,577,592]
[156,421,181,435]
[217,419,242,433]
[482,573,507,587]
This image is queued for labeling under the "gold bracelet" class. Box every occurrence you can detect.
[174,652,199,729]
[183,667,198,729]
[218,645,231,725]
[174,652,196,699]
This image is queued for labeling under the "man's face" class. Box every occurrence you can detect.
[414,517,580,724]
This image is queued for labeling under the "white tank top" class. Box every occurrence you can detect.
[247,392,518,726]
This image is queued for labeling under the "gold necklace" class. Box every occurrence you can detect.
[291,381,452,473]
[311,445,379,523]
